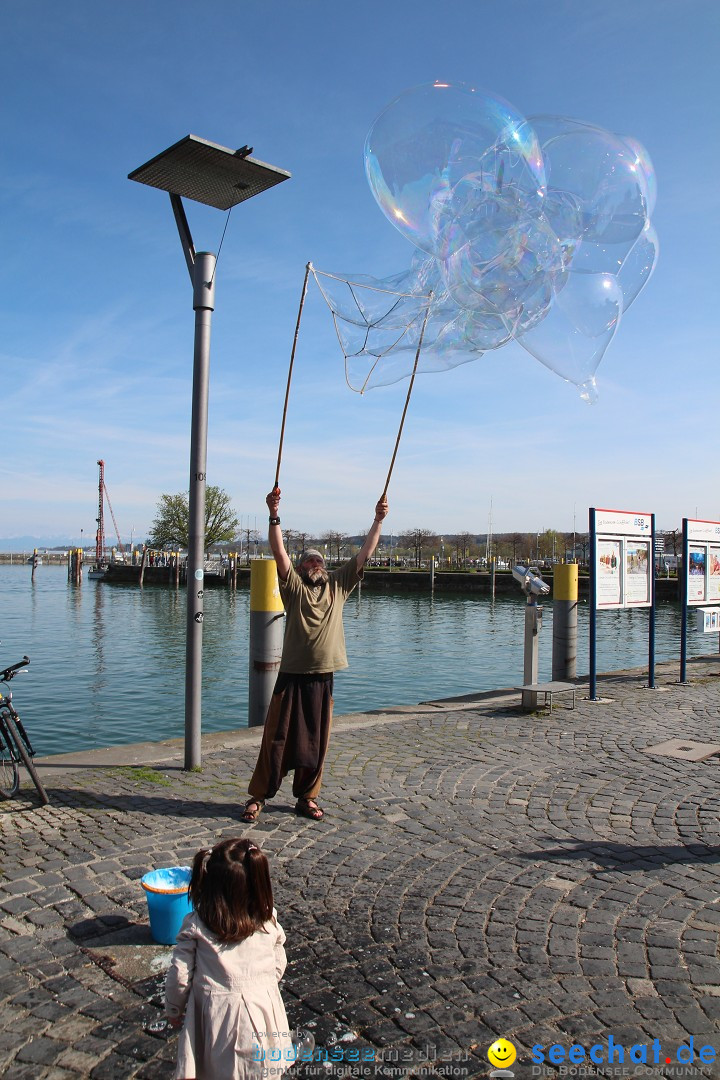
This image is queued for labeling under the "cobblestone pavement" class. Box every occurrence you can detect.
[2,659,720,1079]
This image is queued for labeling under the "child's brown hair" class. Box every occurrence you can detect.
[189,838,273,943]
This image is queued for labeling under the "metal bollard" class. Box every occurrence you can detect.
[248,560,285,727]
[552,563,578,681]
[521,601,543,710]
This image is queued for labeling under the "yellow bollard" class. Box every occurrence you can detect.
[552,563,578,680]
[248,560,285,727]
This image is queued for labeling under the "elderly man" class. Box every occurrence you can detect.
[242,487,388,823]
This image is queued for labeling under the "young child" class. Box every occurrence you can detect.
[165,838,293,1080]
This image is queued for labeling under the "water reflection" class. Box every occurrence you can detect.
[91,579,106,689]
[0,566,716,756]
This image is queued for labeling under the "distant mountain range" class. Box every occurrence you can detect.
[0,536,146,553]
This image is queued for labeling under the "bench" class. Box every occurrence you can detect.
[515,681,576,711]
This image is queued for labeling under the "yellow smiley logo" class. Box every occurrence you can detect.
[487,1039,517,1068]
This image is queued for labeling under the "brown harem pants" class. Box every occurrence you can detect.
[248,673,334,802]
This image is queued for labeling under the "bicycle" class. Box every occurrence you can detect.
[0,656,50,805]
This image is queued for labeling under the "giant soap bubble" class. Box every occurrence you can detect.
[365,82,545,259]
[355,81,658,399]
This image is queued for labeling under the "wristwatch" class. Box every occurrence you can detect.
[269,516,281,525]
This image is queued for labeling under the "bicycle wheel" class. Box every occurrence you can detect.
[1,710,49,805]
[0,718,20,798]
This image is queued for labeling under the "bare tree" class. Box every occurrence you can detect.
[506,532,525,567]
[665,527,682,558]
[322,531,349,563]
[400,528,439,569]
[236,525,261,564]
[452,531,476,568]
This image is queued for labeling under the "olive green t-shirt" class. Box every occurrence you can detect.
[278,557,362,674]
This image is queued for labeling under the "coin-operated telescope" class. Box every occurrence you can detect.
[512,564,551,601]
[512,565,550,709]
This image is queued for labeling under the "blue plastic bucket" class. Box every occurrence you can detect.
[141,866,193,945]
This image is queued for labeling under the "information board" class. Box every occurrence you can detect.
[685,519,720,607]
[593,509,652,609]
[589,507,656,698]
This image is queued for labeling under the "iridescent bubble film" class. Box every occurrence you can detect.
[365,82,545,257]
[319,82,658,396]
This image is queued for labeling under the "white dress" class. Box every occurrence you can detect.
[165,909,293,1080]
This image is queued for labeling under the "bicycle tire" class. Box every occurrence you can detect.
[1,710,49,805]
[0,718,20,799]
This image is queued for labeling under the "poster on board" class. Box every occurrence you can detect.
[708,548,720,602]
[688,546,706,603]
[597,539,622,607]
[626,541,651,605]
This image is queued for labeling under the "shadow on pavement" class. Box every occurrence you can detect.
[520,839,720,869]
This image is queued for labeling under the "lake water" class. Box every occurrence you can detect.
[1,565,716,756]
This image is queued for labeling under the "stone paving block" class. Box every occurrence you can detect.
[89,1052,142,1078]
[2,1064,60,1080]
[15,1035,66,1066]
[3,659,720,1074]
[134,1059,176,1080]
[31,999,74,1023]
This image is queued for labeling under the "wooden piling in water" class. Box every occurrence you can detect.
[68,547,83,584]
[139,544,148,587]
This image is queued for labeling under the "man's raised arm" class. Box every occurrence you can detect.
[266,488,292,581]
[356,496,389,571]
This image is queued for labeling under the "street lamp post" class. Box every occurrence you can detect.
[129,135,290,769]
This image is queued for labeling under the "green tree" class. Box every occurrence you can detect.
[147,487,239,549]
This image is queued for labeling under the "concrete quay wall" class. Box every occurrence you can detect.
[100,563,682,601]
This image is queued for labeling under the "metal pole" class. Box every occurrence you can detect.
[552,562,578,681]
[248,560,285,726]
[589,508,598,700]
[184,251,216,770]
[648,513,656,688]
[521,600,542,710]
[680,518,689,683]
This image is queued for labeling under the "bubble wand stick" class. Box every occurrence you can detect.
[382,296,432,499]
[274,262,312,490]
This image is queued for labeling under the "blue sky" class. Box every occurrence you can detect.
[1,0,717,545]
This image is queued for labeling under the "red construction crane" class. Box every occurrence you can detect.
[95,460,106,567]
[95,460,125,568]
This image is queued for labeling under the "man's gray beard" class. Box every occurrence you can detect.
[300,566,329,586]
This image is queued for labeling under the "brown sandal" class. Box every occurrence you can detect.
[295,798,324,821]
[241,798,265,823]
